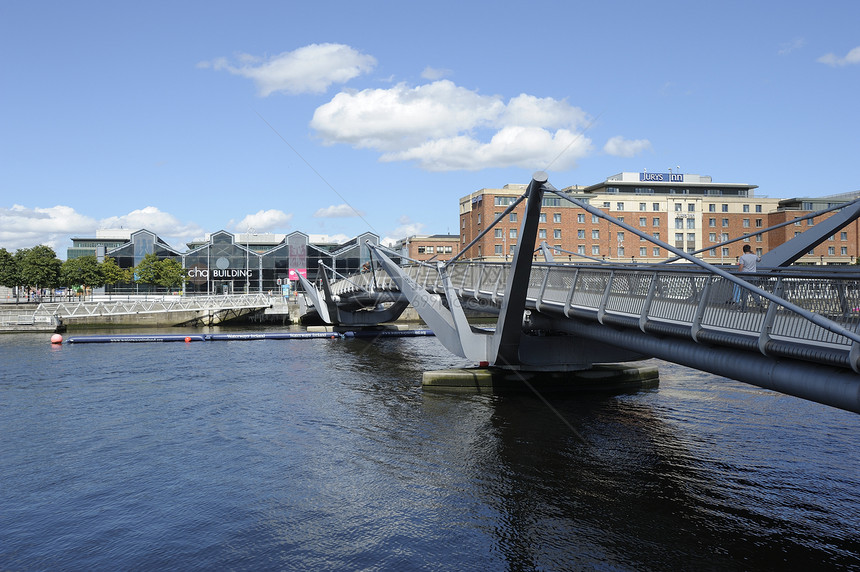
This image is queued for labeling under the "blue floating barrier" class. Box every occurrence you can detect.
[343,329,435,338]
[206,332,343,341]
[67,334,206,343]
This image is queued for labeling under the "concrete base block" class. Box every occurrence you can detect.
[422,363,659,394]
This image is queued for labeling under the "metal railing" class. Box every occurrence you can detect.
[35,293,273,319]
[328,261,860,357]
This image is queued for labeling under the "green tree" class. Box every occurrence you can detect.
[17,245,62,299]
[133,253,160,292]
[60,255,104,297]
[100,257,131,294]
[0,248,22,303]
[155,258,185,292]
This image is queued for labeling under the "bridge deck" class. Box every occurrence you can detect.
[325,263,860,371]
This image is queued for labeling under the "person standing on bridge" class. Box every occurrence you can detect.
[738,244,761,273]
[736,244,762,307]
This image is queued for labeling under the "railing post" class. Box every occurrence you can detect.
[639,272,659,333]
[597,270,615,325]
[758,277,784,356]
[564,268,580,318]
[690,277,713,343]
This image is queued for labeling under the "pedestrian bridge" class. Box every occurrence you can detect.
[36,293,273,327]
[299,172,860,414]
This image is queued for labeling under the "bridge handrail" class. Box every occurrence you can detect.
[36,293,273,318]
[328,261,860,364]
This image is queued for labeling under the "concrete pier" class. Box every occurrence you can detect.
[422,363,659,394]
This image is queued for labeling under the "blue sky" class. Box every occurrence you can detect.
[2,1,858,256]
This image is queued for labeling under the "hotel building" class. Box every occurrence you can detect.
[459,172,860,265]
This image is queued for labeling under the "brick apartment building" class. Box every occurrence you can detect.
[458,172,860,266]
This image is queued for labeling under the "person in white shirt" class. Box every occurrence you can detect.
[737,244,763,306]
[738,244,761,273]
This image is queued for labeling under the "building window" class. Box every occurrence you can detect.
[578,229,585,239]
[687,219,695,229]
[756,205,762,212]
[722,204,729,212]
[653,232,660,240]
[495,244,503,255]
[756,219,763,227]
[742,219,750,228]
[675,233,684,242]
[828,247,836,255]
[675,218,684,229]
[841,232,848,240]
[494,197,515,206]
[721,233,729,242]
[577,214,585,223]
[618,246,625,257]
[617,232,624,242]
[688,203,696,212]
[577,245,585,254]
[617,202,624,211]
[743,204,750,212]
[539,229,547,239]
[640,247,647,257]
[639,202,647,211]
[510,213,517,222]
[653,247,660,257]
[477,214,481,224]
[709,204,716,212]
[687,233,695,242]
[539,213,547,223]
[842,247,848,255]
[494,229,503,238]
[554,213,562,223]
[675,203,682,212]
[722,218,729,227]
[756,234,763,242]
[592,215,599,224]
[640,217,647,226]
[509,229,517,239]
[709,233,716,242]
[722,247,730,257]
[590,230,598,239]
[426,246,435,254]
[592,245,600,255]
[653,203,660,211]
[808,218,815,226]
[653,217,660,226]
[709,218,716,227]
[556,229,563,239]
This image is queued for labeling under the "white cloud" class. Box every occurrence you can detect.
[308,233,350,244]
[778,37,806,56]
[232,209,293,232]
[817,46,860,67]
[421,66,451,80]
[99,207,202,241]
[603,136,652,158]
[0,205,202,256]
[313,204,364,218]
[310,80,593,171]
[0,205,97,253]
[383,215,426,242]
[202,43,377,96]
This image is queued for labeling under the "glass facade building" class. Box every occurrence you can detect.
[98,229,383,294]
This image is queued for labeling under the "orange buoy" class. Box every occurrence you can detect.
[50,334,63,344]
[184,336,191,343]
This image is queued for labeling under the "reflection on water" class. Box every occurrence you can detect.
[0,328,858,570]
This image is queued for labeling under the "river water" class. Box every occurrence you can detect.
[1,327,858,571]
